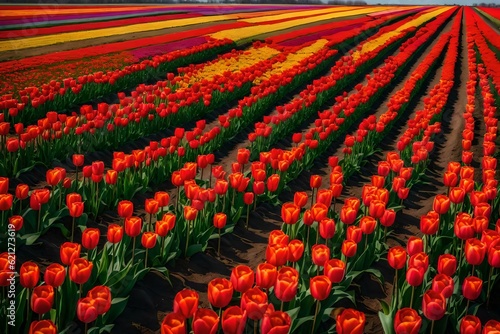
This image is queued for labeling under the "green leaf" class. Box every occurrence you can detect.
[379,311,395,334]
[186,244,203,258]
[380,300,390,315]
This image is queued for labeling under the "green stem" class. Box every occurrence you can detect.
[311,299,320,334]
[487,266,494,308]
[145,248,149,269]
[185,221,191,258]
[71,217,75,242]
[430,320,435,334]
[131,237,136,264]
[218,228,221,258]
[245,205,250,230]
[410,285,415,309]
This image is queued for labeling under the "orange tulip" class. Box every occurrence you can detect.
[87,285,112,315]
[125,217,142,238]
[77,297,98,323]
[310,275,331,300]
[222,306,247,334]
[266,243,288,267]
[60,242,81,266]
[184,206,198,221]
[208,278,233,309]
[230,265,254,293]
[312,244,330,267]
[380,209,396,227]
[310,175,322,189]
[240,287,268,321]
[432,274,454,299]
[388,246,406,270]
[324,258,345,283]
[360,216,377,235]
[311,203,328,222]
[261,310,291,334]
[29,320,57,334]
[161,313,186,334]
[31,285,54,314]
[394,308,422,334]
[81,228,100,250]
[465,238,486,266]
[460,315,481,334]
[287,239,304,263]
[293,191,308,208]
[433,195,450,214]
[336,309,365,334]
[141,232,157,249]
[44,263,66,287]
[173,289,199,319]
[319,218,335,240]
[117,200,133,218]
[437,254,457,276]
[69,258,93,285]
[422,290,446,320]
[340,205,357,225]
[462,276,483,300]
[266,174,280,192]
[107,224,123,244]
[256,263,277,290]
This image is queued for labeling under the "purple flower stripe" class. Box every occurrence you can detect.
[368,6,430,18]
[129,36,209,60]
[278,22,365,47]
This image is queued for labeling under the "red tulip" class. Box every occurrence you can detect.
[346,225,362,244]
[465,238,486,266]
[340,205,357,225]
[213,212,227,229]
[293,191,308,208]
[161,312,186,334]
[44,263,66,287]
[117,200,133,218]
[256,263,277,290]
[141,232,157,249]
[287,239,304,263]
[15,183,29,200]
[437,254,457,276]
[77,297,98,323]
[241,287,268,321]
[87,285,112,315]
[407,237,423,256]
[60,242,81,266]
[311,203,329,222]
[462,276,483,300]
[433,195,450,214]
[380,208,396,227]
[222,306,247,334]
[29,320,57,334]
[310,175,322,189]
[184,206,198,221]
[31,284,54,314]
[237,148,250,165]
[82,228,100,250]
[460,315,481,334]
[420,212,439,235]
[274,274,298,302]
[125,217,142,238]
[388,246,406,270]
[73,154,84,167]
[69,258,93,285]
[8,215,23,231]
[341,239,357,258]
[422,290,446,320]
[360,216,377,235]
[193,308,219,334]
[488,242,500,268]
[319,218,335,240]
[312,244,330,267]
[208,278,233,309]
[266,174,280,192]
[483,320,500,333]
[324,258,346,283]
[432,274,454,299]
[107,224,123,244]
[336,308,365,334]
[310,275,331,300]
[443,171,458,187]
[261,309,291,334]
[145,198,159,215]
[394,308,422,334]
[266,243,288,267]
[173,289,199,319]
[230,265,254,293]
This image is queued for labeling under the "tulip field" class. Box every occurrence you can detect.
[1,3,500,334]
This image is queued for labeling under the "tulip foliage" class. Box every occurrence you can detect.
[2,4,500,334]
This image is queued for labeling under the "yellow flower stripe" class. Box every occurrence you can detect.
[241,6,352,23]
[352,7,451,61]
[253,39,330,84]
[209,6,393,42]
[0,13,242,52]
[179,45,281,87]
[0,6,165,17]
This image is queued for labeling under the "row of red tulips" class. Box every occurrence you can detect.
[0,38,236,126]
